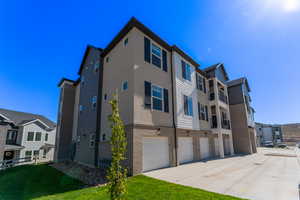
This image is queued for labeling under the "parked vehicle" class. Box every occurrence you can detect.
[264,141,274,147]
[277,143,287,148]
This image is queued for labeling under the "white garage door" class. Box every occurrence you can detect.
[224,137,231,155]
[199,137,210,159]
[143,137,169,172]
[214,138,220,156]
[178,137,193,164]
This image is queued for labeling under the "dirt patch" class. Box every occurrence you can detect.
[51,161,107,186]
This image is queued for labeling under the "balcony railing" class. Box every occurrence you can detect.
[221,120,231,130]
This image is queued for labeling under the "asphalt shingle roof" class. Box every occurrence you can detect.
[0,108,56,129]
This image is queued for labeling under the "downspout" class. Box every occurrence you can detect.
[170,50,178,166]
[94,51,104,167]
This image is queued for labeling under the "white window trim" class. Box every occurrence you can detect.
[150,41,163,70]
[151,84,164,112]
[183,94,193,117]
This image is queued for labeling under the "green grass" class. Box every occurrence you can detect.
[0,164,247,200]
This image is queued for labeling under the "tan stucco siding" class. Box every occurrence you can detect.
[132,28,173,127]
[100,29,135,140]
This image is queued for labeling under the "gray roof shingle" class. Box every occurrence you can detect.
[0,108,56,129]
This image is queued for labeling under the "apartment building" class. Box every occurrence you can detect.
[255,123,283,146]
[0,108,56,164]
[56,17,254,175]
[227,78,257,154]
[282,123,300,146]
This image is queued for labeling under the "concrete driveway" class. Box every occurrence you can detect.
[144,148,300,200]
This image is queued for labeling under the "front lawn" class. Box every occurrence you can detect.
[0,164,247,200]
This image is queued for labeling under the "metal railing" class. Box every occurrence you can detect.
[0,157,33,170]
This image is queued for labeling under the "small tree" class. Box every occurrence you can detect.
[106,93,128,200]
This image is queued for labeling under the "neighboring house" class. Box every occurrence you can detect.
[255,123,283,146]
[227,78,257,154]
[281,123,300,146]
[55,17,255,175]
[0,108,56,164]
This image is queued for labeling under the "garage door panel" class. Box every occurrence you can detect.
[143,137,169,172]
[224,137,231,155]
[200,137,210,159]
[178,137,193,164]
[214,138,219,156]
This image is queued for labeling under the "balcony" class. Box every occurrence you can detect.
[209,92,215,101]
[221,120,231,130]
[6,139,17,145]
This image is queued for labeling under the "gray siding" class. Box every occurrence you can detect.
[75,47,102,167]
[228,84,244,105]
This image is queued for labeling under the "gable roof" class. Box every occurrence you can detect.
[203,63,229,81]
[0,108,56,129]
[101,17,201,70]
[78,45,103,75]
[227,77,251,92]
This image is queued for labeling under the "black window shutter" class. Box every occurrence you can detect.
[196,74,199,90]
[205,106,209,121]
[163,88,169,113]
[203,78,206,93]
[144,81,151,109]
[144,37,151,63]
[181,60,186,79]
[162,50,167,72]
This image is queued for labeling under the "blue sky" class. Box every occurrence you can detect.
[1,0,299,124]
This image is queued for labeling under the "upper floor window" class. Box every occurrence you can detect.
[124,38,128,46]
[183,95,193,116]
[144,37,168,72]
[152,85,163,111]
[104,94,108,101]
[35,132,42,141]
[89,134,95,148]
[92,96,97,109]
[79,105,83,114]
[151,43,162,68]
[94,61,100,72]
[81,76,85,86]
[122,81,128,91]
[181,60,192,81]
[144,81,169,113]
[106,56,110,63]
[198,103,209,121]
[196,74,206,93]
[27,132,34,141]
[45,133,48,141]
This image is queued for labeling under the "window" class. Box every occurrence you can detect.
[92,96,97,109]
[104,94,107,101]
[106,56,110,63]
[102,134,106,141]
[25,151,32,158]
[122,81,128,91]
[152,85,163,111]
[89,134,95,148]
[35,132,41,141]
[79,105,83,113]
[76,135,80,143]
[94,61,100,72]
[151,43,162,68]
[184,95,193,116]
[198,103,206,120]
[27,132,34,141]
[81,76,85,86]
[124,38,128,46]
[45,133,48,142]
[196,74,206,92]
[181,60,192,81]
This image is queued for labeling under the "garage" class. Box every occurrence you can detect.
[224,136,231,155]
[143,137,170,172]
[214,138,220,157]
[178,137,193,164]
[199,137,210,159]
